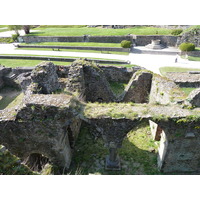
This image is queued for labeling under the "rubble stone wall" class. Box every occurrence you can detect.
[149,75,185,105]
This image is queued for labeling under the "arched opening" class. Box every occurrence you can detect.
[23,153,50,172]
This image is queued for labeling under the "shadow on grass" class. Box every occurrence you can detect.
[28,31,46,36]
[68,121,162,175]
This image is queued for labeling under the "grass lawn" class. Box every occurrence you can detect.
[0,28,9,33]
[159,66,200,76]
[28,26,172,36]
[188,56,200,61]
[0,55,132,68]
[180,87,196,96]
[21,42,121,47]
[109,81,127,96]
[0,59,72,68]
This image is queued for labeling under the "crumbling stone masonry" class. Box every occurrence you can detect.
[166,72,200,88]
[1,60,200,174]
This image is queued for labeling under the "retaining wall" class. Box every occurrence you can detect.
[19,35,134,43]
[19,35,178,46]
[186,51,200,57]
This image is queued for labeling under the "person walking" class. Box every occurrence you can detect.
[175,53,179,63]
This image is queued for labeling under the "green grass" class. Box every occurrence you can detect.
[0,28,9,33]
[109,81,127,96]
[21,42,121,47]
[183,25,200,33]
[0,56,131,68]
[180,87,196,96]
[188,56,200,61]
[28,26,172,36]
[160,66,200,76]
[0,145,37,175]
[68,121,161,175]
[0,59,72,68]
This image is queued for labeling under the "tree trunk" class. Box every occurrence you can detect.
[23,25,30,34]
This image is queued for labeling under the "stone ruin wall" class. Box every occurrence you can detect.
[1,60,200,173]
[149,119,200,173]
[166,72,200,88]
[149,75,186,105]
[177,29,200,47]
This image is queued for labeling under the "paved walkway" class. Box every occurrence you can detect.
[0,43,200,75]
[0,30,38,37]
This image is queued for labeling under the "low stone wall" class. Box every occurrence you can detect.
[186,51,200,57]
[19,36,84,43]
[17,45,130,52]
[19,35,177,46]
[19,35,134,44]
[166,72,200,88]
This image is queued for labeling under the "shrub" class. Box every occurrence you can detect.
[179,43,195,51]
[171,29,183,35]
[121,40,131,48]
[11,33,19,42]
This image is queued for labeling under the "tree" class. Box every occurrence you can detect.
[8,25,31,35]
[8,25,22,35]
[23,25,31,34]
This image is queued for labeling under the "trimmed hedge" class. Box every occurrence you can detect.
[179,43,195,51]
[121,40,131,48]
[171,29,183,35]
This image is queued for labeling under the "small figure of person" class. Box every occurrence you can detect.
[175,53,179,63]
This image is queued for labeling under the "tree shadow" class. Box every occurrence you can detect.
[28,31,46,36]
